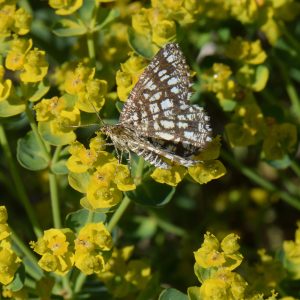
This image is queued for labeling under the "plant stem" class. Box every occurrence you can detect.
[272,53,300,123]
[49,172,61,228]
[11,228,43,280]
[107,195,131,232]
[87,33,96,66]
[62,275,73,299]
[52,145,62,165]
[291,160,300,179]
[25,105,50,160]
[221,150,300,210]
[0,125,42,237]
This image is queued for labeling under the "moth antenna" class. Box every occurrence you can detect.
[86,97,105,127]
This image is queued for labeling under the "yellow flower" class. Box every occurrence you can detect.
[34,95,80,132]
[151,165,187,186]
[113,164,136,191]
[152,19,176,46]
[0,205,8,223]
[132,9,151,36]
[76,78,107,113]
[0,4,15,37]
[2,287,28,300]
[49,0,83,15]
[188,160,226,184]
[225,38,267,65]
[12,7,31,35]
[74,223,112,275]
[74,252,106,275]
[116,53,147,101]
[0,224,10,240]
[67,141,98,173]
[226,0,259,23]
[65,64,95,95]
[0,244,22,285]
[30,228,75,275]
[194,232,243,271]
[199,269,248,300]
[221,234,240,254]
[86,168,123,209]
[5,38,32,71]
[75,223,112,252]
[98,246,152,298]
[201,63,236,105]
[89,132,106,152]
[20,48,48,82]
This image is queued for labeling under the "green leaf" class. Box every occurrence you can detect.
[159,288,188,300]
[187,287,201,300]
[38,121,76,146]
[128,27,154,59]
[17,131,49,171]
[194,263,216,284]
[6,264,25,292]
[78,0,96,22]
[68,171,90,193]
[51,159,68,175]
[94,8,120,32]
[265,155,292,169]
[65,208,106,232]
[28,81,50,102]
[136,273,160,300]
[79,197,112,214]
[126,179,176,207]
[219,98,237,112]
[0,97,26,117]
[52,19,87,37]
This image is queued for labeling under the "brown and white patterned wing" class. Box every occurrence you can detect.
[119,43,191,125]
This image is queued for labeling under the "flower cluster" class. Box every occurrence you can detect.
[282,222,300,279]
[188,232,279,300]
[5,37,48,83]
[64,64,107,113]
[98,246,152,298]
[31,222,112,275]
[151,137,226,186]
[67,133,135,210]
[116,52,147,102]
[49,0,83,15]
[0,1,31,37]
[200,36,297,160]
[0,206,22,285]
[34,95,80,145]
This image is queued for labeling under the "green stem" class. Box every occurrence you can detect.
[49,172,61,228]
[49,146,62,228]
[52,145,62,165]
[74,272,86,294]
[221,150,300,210]
[0,125,42,237]
[62,275,73,299]
[134,157,145,185]
[107,195,131,232]
[290,160,300,179]
[11,229,43,280]
[279,21,300,56]
[272,53,300,123]
[25,105,50,160]
[87,33,96,66]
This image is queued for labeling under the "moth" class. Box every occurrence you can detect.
[101,43,212,169]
